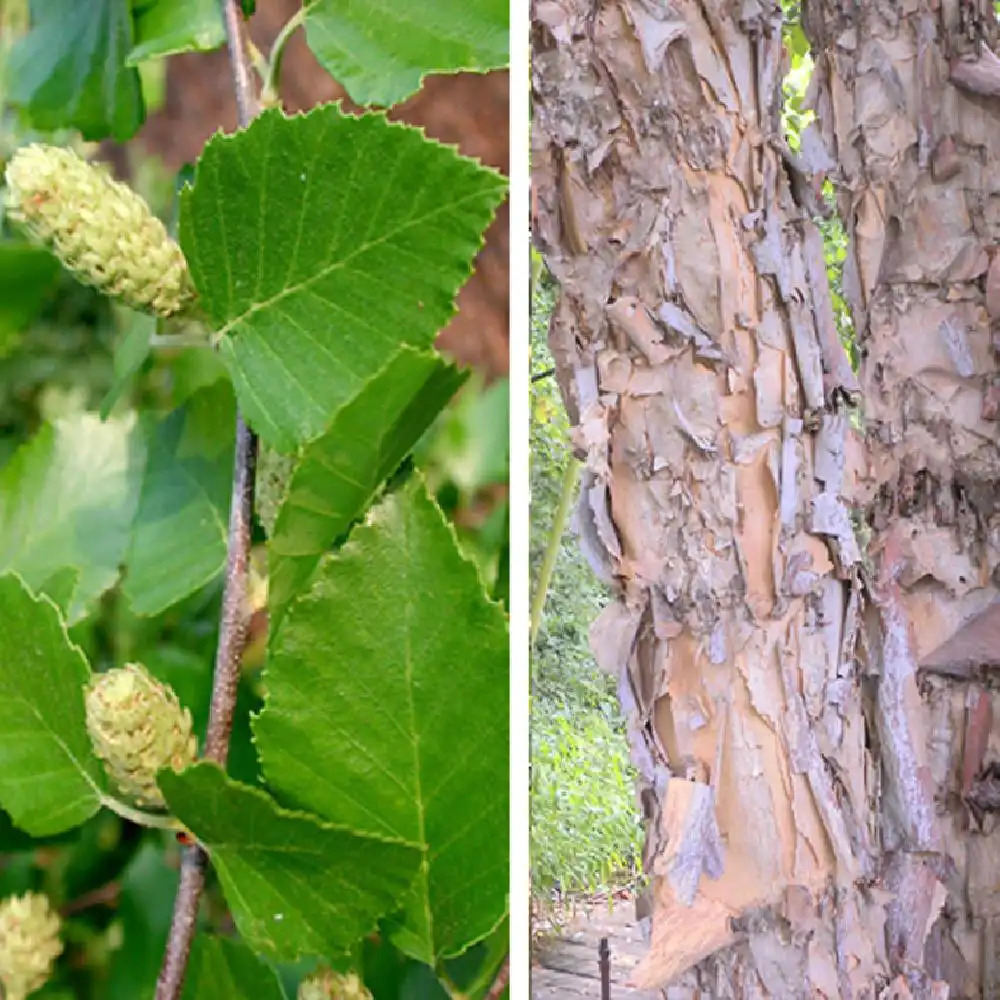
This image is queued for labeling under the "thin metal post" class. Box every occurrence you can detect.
[599,936,610,1000]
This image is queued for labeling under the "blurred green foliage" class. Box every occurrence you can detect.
[529,258,642,901]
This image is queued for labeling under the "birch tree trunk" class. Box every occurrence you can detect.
[532,0,879,994]
[801,2,1000,996]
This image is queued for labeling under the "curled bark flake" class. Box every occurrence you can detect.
[930,135,962,184]
[814,412,847,493]
[875,585,943,852]
[589,599,644,677]
[985,251,1000,321]
[778,140,831,219]
[608,297,678,365]
[787,305,828,414]
[938,317,975,378]
[778,639,860,880]
[961,687,993,798]
[573,469,620,585]
[802,226,861,399]
[657,778,726,906]
[950,46,1000,99]
[673,399,718,454]
[808,492,862,574]
[919,599,1000,676]
[983,379,1000,421]
[965,761,1000,826]
[657,300,727,365]
[631,10,687,75]
[778,421,802,533]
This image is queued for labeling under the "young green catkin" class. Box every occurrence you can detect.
[4,144,197,318]
[85,663,198,810]
[0,893,63,1000]
[298,969,373,1000]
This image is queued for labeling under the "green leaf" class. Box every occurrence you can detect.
[303,0,508,107]
[99,312,155,419]
[106,841,180,1000]
[0,414,145,623]
[123,383,235,616]
[179,105,505,450]
[437,916,508,999]
[0,574,105,835]
[128,0,225,64]
[255,479,509,963]
[268,347,466,623]
[5,0,144,141]
[0,244,59,351]
[182,936,288,1000]
[422,376,509,492]
[36,566,81,617]
[159,764,422,962]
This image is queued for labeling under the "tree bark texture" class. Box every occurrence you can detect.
[802,2,1000,997]
[532,0,877,994]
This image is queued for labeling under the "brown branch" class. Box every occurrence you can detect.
[203,415,259,764]
[221,0,259,128]
[154,849,209,999]
[154,4,261,998]
[485,956,510,1000]
[59,880,121,917]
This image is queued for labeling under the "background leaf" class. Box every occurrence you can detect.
[128,0,225,64]
[0,414,145,622]
[268,347,466,622]
[421,376,508,494]
[0,574,104,836]
[105,840,180,1000]
[0,244,59,351]
[159,764,421,963]
[5,0,144,141]
[255,479,509,963]
[123,383,235,616]
[437,916,508,999]
[304,0,508,108]
[181,935,288,1000]
[99,312,154,420]
[179,105,505,450]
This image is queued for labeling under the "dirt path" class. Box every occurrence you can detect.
[531,901,661,999]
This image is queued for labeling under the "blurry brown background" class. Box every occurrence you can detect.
[136,1,510,379]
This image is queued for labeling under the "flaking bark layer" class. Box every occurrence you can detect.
[533,0,873,992]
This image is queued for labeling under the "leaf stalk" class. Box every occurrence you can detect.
[529,457,578,648]
[262,5,308,106]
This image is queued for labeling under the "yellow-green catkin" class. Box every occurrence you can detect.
[298,969,372,1000]
[0,893,63,1000]
[84,663,197,810]
[4,144,196,318]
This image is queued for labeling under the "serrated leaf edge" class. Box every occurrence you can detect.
[302,3,509,109]
[251,477,507,959]
[0,571,106,821]
[266,344,464,558]
[179,103,507,343]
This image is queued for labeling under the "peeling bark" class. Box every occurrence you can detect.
[533,0,874,993]
[802,1,1000,996]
